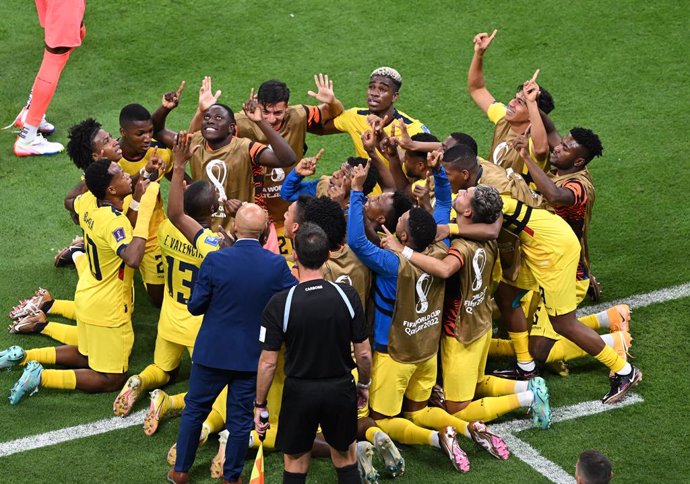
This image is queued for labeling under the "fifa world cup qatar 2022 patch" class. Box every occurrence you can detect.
[112,227,126,242]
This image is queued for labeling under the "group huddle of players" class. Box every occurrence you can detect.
[1,30,641,481]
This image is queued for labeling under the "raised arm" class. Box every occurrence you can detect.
[188,76,222,134]
[468,30,498,113]
[518,146,574,207]
[523,73,549,161]
[446,212,503,241]
[307,73,344,123]
[168,131,207,243]
[243,89,296,168]
[362,129,396,191]
[120,181,160,268]
[152,81,186,148]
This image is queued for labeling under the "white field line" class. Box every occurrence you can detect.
[0,409,146,458]
[492,393,644,484]
[576,282,690,317]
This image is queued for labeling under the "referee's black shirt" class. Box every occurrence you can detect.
[260,279,368,379]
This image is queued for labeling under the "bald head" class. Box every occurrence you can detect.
[234,203,268,239]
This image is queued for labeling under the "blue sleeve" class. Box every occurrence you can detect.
[346,190,399,276]
[279,260,298,290]
[187,254,214,315]
[280,170,318,201]
[433,167,452,247]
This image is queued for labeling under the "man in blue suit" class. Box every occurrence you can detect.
[168,202,297,484]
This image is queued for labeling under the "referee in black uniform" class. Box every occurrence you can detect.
[255,222,372,484]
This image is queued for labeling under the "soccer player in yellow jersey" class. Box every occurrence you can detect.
[440,134,642,404]
[112,178,221,417]
[2,160,159,404]
[467,30,555,181]
[118,102,179,307]
[314,67,430,166]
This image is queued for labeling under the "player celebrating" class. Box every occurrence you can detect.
[1,160,158,404]
[12,0,86,156]
[234,75,344,257]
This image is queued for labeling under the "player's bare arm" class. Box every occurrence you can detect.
[254,349,279,436]
[353,339,372,408]
[523,72,549,160]
[243,88,297,167]
[361,128,396,191]
[307,73,344,124]
[381,225,462,278]
[517,144,575,207]
[468,30,498,113]
[151,81,186,148]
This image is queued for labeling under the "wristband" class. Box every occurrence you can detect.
[356,381,371,389]
[128,200,140,212]
[253,400,268,409]
[401,246,414,260]
[139,167,154,180]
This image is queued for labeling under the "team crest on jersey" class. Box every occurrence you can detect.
[205,235,220,246]
[112,227,126,242]
[493,141,511,165]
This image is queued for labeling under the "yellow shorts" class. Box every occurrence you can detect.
[441,331,491,402]
[531,279,590,340]
[369,351,437,417]
[505,211,580,316]
[275,224,294,261]
[139,245,165,286]
[153,335,193,372]
[77,321,134,373]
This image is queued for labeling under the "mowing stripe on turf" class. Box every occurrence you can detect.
[0,410,146,458]
[577,281,690,317]
[492,393,644,484]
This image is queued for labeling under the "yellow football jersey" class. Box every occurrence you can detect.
[157,220,221,346]
[73,194,135,328]
[118,142,172,251]
[333,107,429,160]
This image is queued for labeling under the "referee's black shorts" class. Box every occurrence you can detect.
[276,374,357,454]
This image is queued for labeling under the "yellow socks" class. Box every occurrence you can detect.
[595,344,627,373]
[508,331,532,364]
[475,375,520,397]
[579,313,600,329]
[546,338,588,363]
[250,428,277,449]
[204,408,226,434]
[489,338,516,357]
[452,394,521,422]
[365,426,385,444]
[23,347,56,365]
[138,364,170,389]
[42,323,78,345]
[75,252,88,277]
[41,369,77,390]
[404,406,470,439]
[48,299,76,320]
[169,392,186,411]
[375,417,434,446]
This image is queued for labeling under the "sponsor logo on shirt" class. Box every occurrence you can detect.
[205,235,220,246]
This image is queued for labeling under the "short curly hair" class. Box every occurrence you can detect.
[84,159,114,200]
[470,184,503,224]
[66,118,101,170]
[302,196,347,251]
[570,127,603,163]
[407,207,437,251]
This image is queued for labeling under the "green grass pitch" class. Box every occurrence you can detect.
[0,0,689,482]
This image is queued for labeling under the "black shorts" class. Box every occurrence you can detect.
[276,374,357,454]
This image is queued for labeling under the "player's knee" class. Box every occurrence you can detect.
[529,337,553,363]
[45,45,72,55]
[101,372,128,392]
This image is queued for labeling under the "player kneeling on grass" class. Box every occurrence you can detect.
[1,160,158,404]
[347,162,509,473]
[381,164,551,431]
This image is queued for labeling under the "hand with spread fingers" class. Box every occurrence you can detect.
[427,148,443,173]
[393,119,415,150]
[162,80,186,110]
[473,29,497,55]
[199,76,222,112]
[307,73,335,104]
